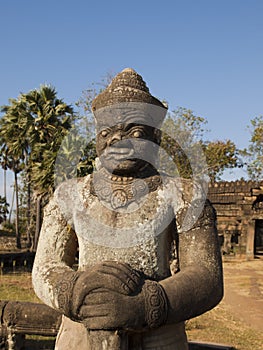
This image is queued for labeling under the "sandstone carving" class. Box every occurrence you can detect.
[32,68,223,349]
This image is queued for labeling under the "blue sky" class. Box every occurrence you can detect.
[1,0,263,200]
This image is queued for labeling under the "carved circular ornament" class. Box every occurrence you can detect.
[111,189,128,209]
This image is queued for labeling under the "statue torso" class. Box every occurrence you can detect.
[56,170,184,279]
[53,170,192,350]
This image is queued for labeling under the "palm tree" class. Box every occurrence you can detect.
[0,118,24,247]
[0,102,30,248]
[1,85,75,249]
[3,156,22,247]
[20,86,74,249]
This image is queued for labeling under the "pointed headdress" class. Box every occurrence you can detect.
[92,68,167,129]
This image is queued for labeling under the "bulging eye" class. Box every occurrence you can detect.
[101,129,109,137]
[133,130,143,138]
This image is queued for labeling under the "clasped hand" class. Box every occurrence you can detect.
[71,261,146,330]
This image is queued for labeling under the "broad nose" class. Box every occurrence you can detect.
[109,124,126,146]
[109,130,123,146]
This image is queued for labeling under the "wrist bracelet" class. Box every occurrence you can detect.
[143,280,168,328]
[56,271,80,317]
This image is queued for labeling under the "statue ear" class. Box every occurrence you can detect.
[154,129,162,145]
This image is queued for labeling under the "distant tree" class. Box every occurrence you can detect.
[203,139,241,182]
[0,85,74,248]
[160,108,207,179]
[76,72,114,115]
[160,107,240,182]
[73,74,113,174]
[0,195,9,223]
[0,129,23,247]
[242,116,263,181]
[0,144,8,200]
[54,129,96,187]
[75,72,114,139]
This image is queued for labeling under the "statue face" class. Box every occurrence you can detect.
[96,122,159,175]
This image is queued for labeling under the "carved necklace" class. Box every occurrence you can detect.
[90,167,162,210]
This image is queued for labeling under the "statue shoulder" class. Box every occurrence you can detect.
[53,175,92,220]
[162,176,203,202]
[162,176,210,232]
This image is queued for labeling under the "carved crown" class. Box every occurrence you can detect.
[91,68,168,111]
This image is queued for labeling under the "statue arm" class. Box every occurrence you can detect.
[159,199,224,323]
[32,194,79,315]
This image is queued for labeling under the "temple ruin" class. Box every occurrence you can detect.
[208,180,263,259]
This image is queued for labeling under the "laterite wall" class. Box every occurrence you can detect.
[208,180,263,259]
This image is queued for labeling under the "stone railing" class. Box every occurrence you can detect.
[0,301,235,350]
[0,300,61,350]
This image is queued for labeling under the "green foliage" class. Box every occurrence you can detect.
[0,85,76,196]
[242,116,263,181]
[52,128,96,188]
[1,220,15,233]
[0,141,23,176]
[0,195,9,223]
[160,107,240,181]
[203,139,241,182]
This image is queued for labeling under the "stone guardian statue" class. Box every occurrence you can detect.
[32,68,223,350]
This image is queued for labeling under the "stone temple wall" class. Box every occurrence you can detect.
[208,180,263,259]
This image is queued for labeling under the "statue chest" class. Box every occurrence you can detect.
[73,190,176,280]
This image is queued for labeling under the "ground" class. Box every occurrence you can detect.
[223,258,263,333]
[184,257,263,350]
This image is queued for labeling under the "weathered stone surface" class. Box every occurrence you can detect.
[0,300,61,336]
[0,300,61,349]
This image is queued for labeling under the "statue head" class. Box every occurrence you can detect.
[92,68,167,176]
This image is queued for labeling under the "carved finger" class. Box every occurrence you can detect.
[100,261,141,282]
[98,261,143,293]
[82,316,118,330]
[78,304,110,319]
